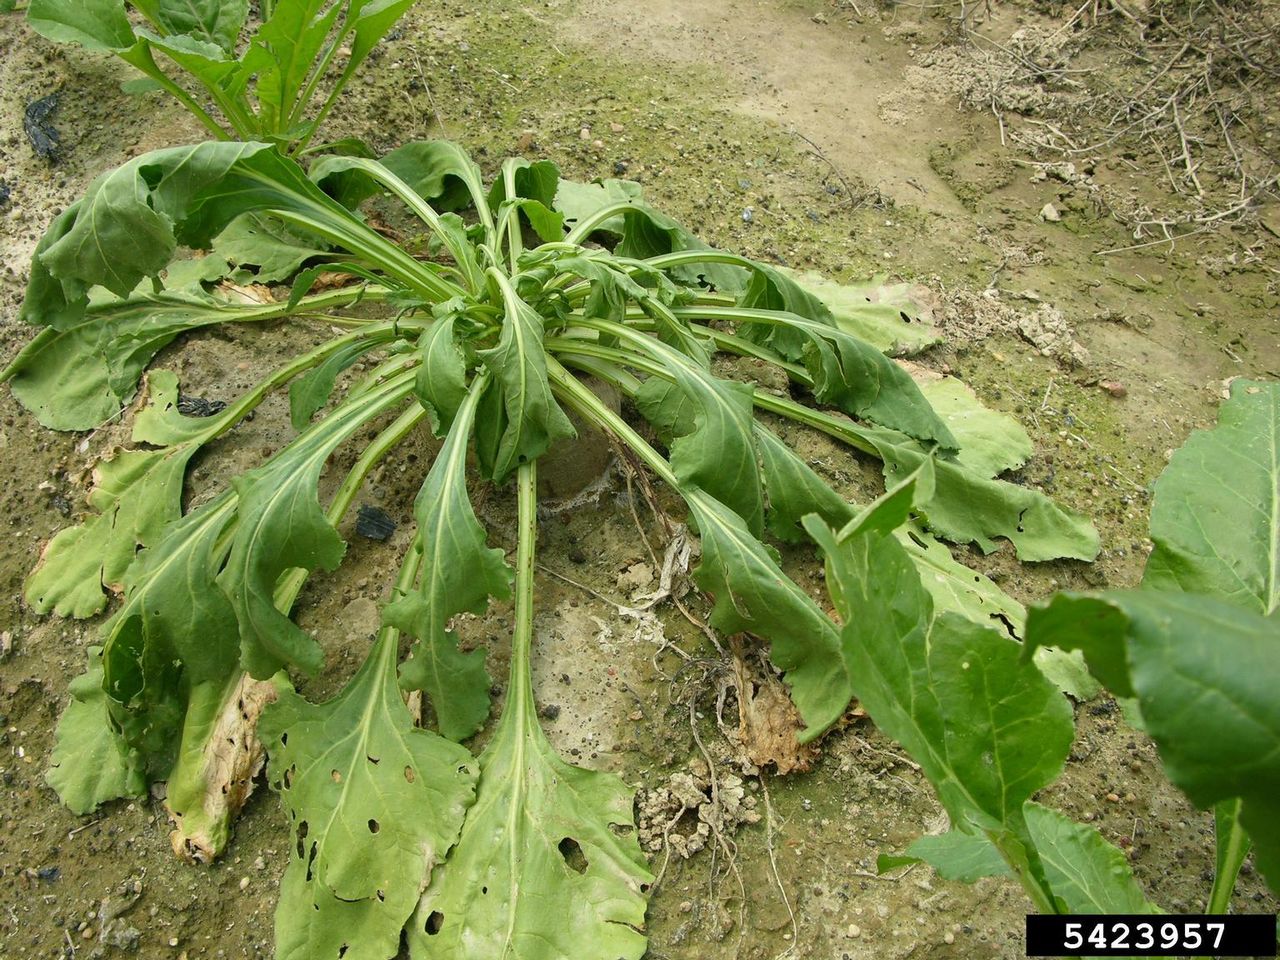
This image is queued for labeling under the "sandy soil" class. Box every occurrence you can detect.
[0,0,1277,958]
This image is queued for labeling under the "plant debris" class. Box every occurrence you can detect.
[23,93,59,161]
[356,504,397,540]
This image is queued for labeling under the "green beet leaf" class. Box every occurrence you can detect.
[408,707,651,959]
[806,468,1075,904]
[219,371,417,678]
[46,647,147,814]
[263,633,478,960]
[1023,802,1159,914]
[385,381,511,741]
[1145,379,1279,615]
[478,273,576,481]
[879,830,1012,883]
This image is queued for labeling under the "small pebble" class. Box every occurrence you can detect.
[239,876,250,891]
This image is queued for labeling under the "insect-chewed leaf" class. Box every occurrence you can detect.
[683,487,847,741]
[386,384,511,741]
[263,635,478,960]
[1023,802,1159,913]
[635,367,765,537]
[315,140,487,213]
[46,647,147,814]
[553,176,643,236]
[479,278,576,481]
[804,471,1075,836]
[616,205,747,295]
[39,142,276,300]
[1144,379,1279,614]
[906,370,1033,478]
[211,212,331,284]
[408,697,651,960]
[753,427,1074,686]
[219,372,416,679]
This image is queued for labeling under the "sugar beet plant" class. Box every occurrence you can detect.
[4,136,1107,958]
[25,0,416,154]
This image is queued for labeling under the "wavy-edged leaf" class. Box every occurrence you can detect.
[1024,802,1159,914]
[316,139,487,213]
[102,493,239,772]
[289,341,372,431]
[263,634,478,960]
[684,487,846,740]
[490,157,564,242]
[212,212,331,284]
[246,0,342,135]
[408,692,650,959]
[46,647,147,814]
[908,368,1033,478]
[554,176,643,235]
[386,384,511,741]
[4,288,269,429]
[219,372,415,678]
[40,142,274,299]
[1145,379,1279,615]
[616,205,747,294]
[413,314,469,432]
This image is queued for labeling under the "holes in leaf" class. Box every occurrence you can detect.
[331,769,342,783]
[368,819,380,834]
[376,890,385,903]
[900,310,912,323]
[608,822,634,837]
[367,755,380,765]
[296,821,309,860]
[304,840,319,882]
[558,837,588,875]
[338,946,348,959]
[640,882,652,894]
[404,765,416,784]
[280,732,288,746]
[481,886,488,896]
[424,911,444,935]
